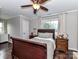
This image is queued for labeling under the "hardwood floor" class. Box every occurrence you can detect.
[0,42,12,59]
[0,42,77,59]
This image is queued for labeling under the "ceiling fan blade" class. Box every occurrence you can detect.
[21,5,32,8]
[40,6,48,11]
[33,9,37,14]
[31,0,35,3]
[39,0,48,4]
[37,0,39,3]
[31,0,39,3]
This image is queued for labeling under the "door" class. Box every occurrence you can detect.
[21,19,29,39]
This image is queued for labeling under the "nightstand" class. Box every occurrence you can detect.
[56,37,68,53]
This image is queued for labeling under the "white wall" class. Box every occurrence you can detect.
[29,18,40,34]
[66,11,78,50]
[7,15,30,39]
[59,11,78,50]
[7,16,20,37]
[0,8,1,16]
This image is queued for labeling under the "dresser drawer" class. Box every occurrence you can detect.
[56,39,68,53]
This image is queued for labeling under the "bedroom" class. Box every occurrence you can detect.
[0,0,78,59]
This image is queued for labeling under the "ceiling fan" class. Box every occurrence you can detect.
[21,0,48,14]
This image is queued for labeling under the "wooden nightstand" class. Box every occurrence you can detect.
[29,35,38,39]
[56,37,68,53]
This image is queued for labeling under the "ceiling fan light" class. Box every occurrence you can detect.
[33,4,40,10]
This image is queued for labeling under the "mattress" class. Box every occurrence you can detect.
[28,37,55,59]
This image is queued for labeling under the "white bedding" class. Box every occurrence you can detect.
[28,37,55,59]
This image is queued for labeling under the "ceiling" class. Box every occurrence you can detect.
[0,0,78,19]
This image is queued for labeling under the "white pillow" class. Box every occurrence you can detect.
[38,33,53,38]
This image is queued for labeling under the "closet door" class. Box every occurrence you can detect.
[21,19,29,39]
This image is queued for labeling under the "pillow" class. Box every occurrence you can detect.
[38,33,53,38]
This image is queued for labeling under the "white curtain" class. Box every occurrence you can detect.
[39,13,67,35]
[39,15,59,30]
[58,13,67,33]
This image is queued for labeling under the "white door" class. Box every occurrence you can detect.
[22,19,29,39]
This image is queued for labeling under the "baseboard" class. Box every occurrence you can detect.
[0,41,10,44]
[69,48,78,52]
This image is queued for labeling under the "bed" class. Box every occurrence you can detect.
[29,29,56,59]
[11,37,47,59]
[11,29,55,59]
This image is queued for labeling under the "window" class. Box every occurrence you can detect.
[0,22,3,33]
[40,19,59,31]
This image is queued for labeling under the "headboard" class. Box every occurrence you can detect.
[38,29,55,39]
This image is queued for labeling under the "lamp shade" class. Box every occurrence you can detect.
[33,4,40,10]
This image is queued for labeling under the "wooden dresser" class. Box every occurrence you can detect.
[56,37,68,53]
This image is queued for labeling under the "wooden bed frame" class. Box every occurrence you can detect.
[11,29,55,59]
[11,37,47,59]
[38,29,55,39]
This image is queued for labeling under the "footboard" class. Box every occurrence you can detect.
[11,37,47,59]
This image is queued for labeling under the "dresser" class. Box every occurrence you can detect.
[56,37,68,53]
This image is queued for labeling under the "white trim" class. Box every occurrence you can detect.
[19,15,30,21]
[40,9,78,18]
[69,48,78,52]
[6,15,30,20]
[65,10,78,13]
